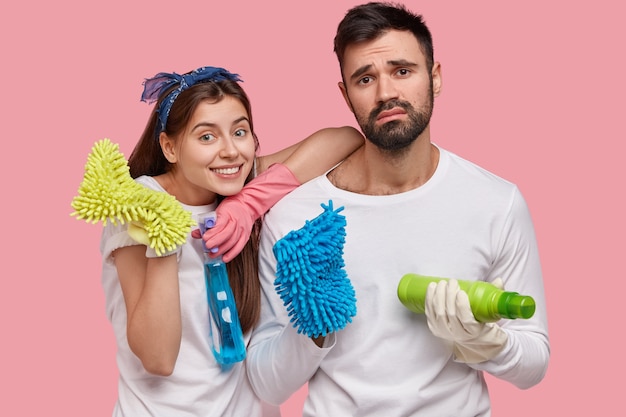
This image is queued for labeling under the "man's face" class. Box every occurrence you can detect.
[338,30,441,152]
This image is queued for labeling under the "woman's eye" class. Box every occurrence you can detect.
[200,133,216,142]
[234,128,247,137]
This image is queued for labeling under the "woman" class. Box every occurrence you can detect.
[100,66,363,416]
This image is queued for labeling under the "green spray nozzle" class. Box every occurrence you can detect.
[397,273,536,322]
[497,290,536,321]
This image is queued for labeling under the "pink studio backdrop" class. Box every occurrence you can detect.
[1,0,623,415]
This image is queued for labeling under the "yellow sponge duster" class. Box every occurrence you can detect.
[71,138,195,256]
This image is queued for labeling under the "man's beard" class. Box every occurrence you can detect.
[356,89,434,152]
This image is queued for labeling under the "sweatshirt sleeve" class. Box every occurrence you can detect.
[468,187,550,389]
[246,212,335,405]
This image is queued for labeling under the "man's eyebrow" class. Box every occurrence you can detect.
[388,59,418,68]
[349,64,372,82]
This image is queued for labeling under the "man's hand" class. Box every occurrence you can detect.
[425,279,508,363]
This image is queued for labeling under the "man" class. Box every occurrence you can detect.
[247,2,549,416]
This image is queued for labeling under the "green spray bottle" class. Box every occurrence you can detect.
[397,273,536,322]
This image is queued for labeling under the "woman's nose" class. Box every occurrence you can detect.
[219,137,239,158]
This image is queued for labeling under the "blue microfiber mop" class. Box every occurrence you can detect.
[273,200,357,338]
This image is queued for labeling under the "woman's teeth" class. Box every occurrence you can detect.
[213,167,240,175]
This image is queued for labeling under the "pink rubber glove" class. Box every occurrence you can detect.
[193,163,300,262]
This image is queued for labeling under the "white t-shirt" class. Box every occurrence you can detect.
[100,176,278,417]
[247,146,549,416]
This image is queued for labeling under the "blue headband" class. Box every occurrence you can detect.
[140,66,243,136]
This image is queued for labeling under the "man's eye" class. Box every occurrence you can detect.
[358,76,372,85]
[397,68,411,76]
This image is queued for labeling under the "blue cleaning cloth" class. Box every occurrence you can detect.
[273,200,357,338]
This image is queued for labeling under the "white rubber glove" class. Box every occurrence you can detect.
[425,279,508,363]
[491,277,504,290]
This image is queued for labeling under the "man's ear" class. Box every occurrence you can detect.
[159,133,177,163]
[432,61,442,98]
[338,81,354,113]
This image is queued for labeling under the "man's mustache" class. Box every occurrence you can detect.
[370,99,413,120]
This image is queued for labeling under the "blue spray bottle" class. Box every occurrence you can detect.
[199,213,246,366]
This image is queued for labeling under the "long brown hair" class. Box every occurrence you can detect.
[128,78,262,333]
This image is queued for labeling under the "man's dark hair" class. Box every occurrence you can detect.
[333,2,434,76]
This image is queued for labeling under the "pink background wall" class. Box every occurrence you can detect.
[2,0,623,415]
